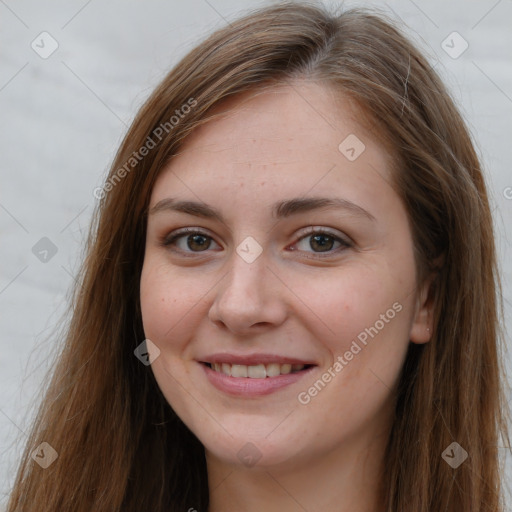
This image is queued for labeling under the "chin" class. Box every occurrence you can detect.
[198,425,308,470]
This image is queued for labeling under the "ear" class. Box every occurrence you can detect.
[409,272,436,344]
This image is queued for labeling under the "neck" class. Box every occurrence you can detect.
[206,426,389,512]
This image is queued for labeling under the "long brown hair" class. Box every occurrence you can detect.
[7,2,510,510]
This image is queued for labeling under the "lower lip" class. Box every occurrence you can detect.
[201,363,315,397]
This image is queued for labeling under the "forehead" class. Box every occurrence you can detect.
[177,82,378,161]
[150,81,396,214]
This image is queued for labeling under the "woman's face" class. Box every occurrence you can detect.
[140,81,432,470]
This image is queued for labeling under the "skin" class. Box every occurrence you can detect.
[140,80,433,512]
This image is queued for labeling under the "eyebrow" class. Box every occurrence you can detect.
[148,196,376,222]
[149,197,376,224]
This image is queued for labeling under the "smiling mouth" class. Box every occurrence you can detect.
[202,362,314,378]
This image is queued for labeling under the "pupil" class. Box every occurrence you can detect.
[189,234,209,251]
[311,234,333,252]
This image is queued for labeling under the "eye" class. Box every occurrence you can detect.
[161,228,220,255]
[161,226,352,258]
[291,227,352,257]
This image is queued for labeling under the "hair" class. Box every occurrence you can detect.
[7,1,511,511]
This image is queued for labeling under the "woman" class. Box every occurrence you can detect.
[7,2,510,511]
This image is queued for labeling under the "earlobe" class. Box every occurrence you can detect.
[409,273,436,344]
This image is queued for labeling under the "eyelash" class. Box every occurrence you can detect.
[160,227,352,258]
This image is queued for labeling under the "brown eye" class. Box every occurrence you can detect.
[309,233,336,252]
[293,229,352,257]
[163,229,220,254]
[183,233,211,251]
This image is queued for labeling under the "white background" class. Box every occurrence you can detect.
[1,0,511,508]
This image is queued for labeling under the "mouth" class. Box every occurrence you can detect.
[198,358,317,397]
[202,361,314,378]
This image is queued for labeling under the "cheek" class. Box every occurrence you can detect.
[139,259,198,407]
[291,262,410,349]
[139,258,193,347]
[140,265,167,341]
[292,268,412,428]
[139,255,223,370]
[289,263,415,420]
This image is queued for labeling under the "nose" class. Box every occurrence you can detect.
[208,249,288,336]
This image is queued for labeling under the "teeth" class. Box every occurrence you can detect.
[231,364,248,377]
[248,364,266,378]
[281,363,292,375]
[209,362,306,378]
[266,363,281,377]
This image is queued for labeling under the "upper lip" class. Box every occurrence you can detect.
[198,353,317,366]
